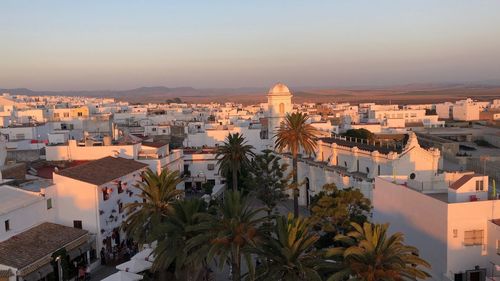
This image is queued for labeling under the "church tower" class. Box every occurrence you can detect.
[267,82,292,140]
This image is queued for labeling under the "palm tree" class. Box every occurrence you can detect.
[152,198,209,281]
[216,132,255,191]
[188,191,266,281]
[326,222,431,281]
[275,112,319,218]
[122,168,183,244]
[251,214,325,281]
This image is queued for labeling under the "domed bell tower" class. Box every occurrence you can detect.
[267,82,293,142]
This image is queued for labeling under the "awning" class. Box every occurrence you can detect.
[116,259,152,273]
[68,241,93,260]
[21,263,53,281]
[102,271,143,281]
[131,248,155,262]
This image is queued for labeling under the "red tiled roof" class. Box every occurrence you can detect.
[492,219,500,226]
[449,174,481,190]
[141,141,169,148]
[36,161,89,179]
[0,223,87,269]
[56,156,147,185]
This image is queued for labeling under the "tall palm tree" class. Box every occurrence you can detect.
[275,112,319,218]
[216,132,255,191]
[152,198,208,281]
[326,222,431,281]
[188,191,266,281]
[122,168,183,244]
[251,214,325,281]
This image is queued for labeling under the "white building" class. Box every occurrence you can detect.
[453,98,480,121]
[373,174,500,281]
[279,132,441,206]
[45,139,183,175]
[266,83,293,140]
[53,156,149,253]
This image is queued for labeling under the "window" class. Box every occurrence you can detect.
[366,167,370,174]
[453,229,458,238]
[63,112,69,118]
[464,230,483,246]
[4,220,10,231]
[77,112,83,117]
[47,198,53,209]
[54,113,60,118]
[409,173,416,180]
[103,188,110,201]
[15,133,25,140]
[476,180,484,191]
[73,220,83,229]
[119,202,124,214]
[378,165,381,176]
[279,103,285,115]
[162,130,167,133]
[207,164,215,171]
[152,127,157,131]
[117,181,124,193]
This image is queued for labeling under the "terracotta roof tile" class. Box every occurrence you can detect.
[56,156,147,185]
[449,174,481,190]
[0,223,87,269]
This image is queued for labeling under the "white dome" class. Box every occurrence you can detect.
[268,83,291,96]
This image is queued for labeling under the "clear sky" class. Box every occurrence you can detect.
[1,0,500,90]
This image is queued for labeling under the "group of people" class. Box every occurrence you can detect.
[100,240,139,266]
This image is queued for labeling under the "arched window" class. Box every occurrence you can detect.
[279,103,285,115]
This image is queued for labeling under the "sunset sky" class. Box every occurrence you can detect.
[1,0,500,90]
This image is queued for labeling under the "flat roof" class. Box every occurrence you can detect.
[0,185,43,215]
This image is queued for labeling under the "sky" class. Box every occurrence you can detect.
[1,0,500,90]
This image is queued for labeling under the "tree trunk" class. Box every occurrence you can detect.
[232,167,238,191]
[292,155,299,218]
[232,246,241,281]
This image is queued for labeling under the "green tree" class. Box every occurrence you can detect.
[326,222,431,281]
[122,168,183,244]
[216,133,255,191]
[311,183,371,238]
[343,128,374,141]
[250,214,325,281]
[152,198,209,281]
[246,149,289,216]
[275,112,319,218]
[188,191,266,281]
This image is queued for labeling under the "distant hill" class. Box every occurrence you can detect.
[1,82,500,105]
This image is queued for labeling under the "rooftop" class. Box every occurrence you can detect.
[56,156,148,185]
[320,136,405,154]
[0,222,88,269]
[141,141,169,148]
[449,174,481,190]
[0,185,43,215]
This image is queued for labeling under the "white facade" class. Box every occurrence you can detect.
[267,83,293,141]
[0,185,56,242]
[373,175,500,281]
[453,98,480,121]
[53,158,148,252]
